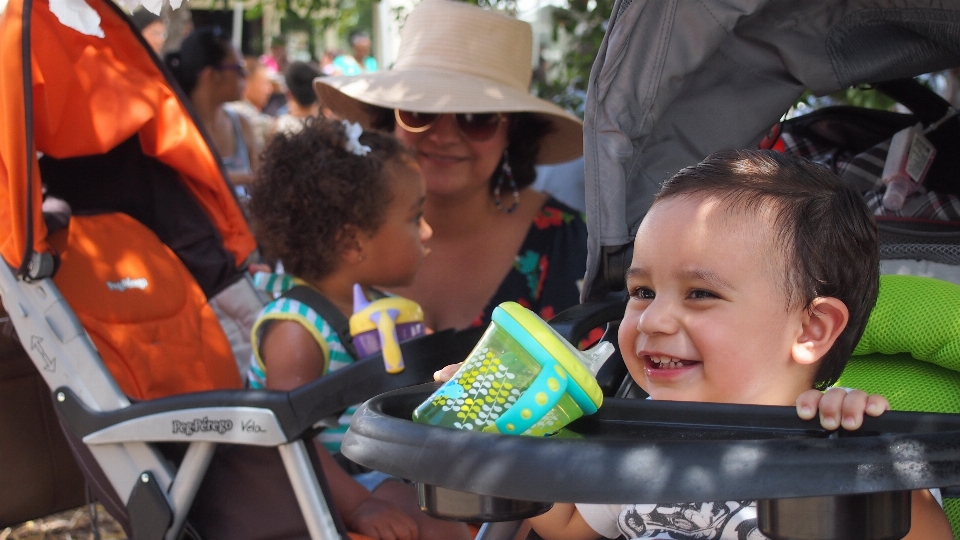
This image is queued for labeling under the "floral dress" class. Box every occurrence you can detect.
[474,197,589,329]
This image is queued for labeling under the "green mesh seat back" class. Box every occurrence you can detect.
[836,274,960,537]
[839,354,960,412]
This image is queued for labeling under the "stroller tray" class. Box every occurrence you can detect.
[343,385,960,506]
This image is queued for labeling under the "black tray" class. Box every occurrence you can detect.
[343,384,960,504]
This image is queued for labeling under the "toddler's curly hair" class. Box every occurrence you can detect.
[249,118,413,280]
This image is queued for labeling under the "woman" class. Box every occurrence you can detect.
[315,0,586,330]
[165,28,259,194]
[131,8,167,54]
[224,57,277,151]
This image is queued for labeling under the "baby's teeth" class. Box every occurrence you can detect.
[651,356,681,368]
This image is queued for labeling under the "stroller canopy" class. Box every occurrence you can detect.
[0,0,255,273]
[583,0,960,298]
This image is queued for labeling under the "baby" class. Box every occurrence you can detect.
[522,150,953,539]
[249,119,468,540]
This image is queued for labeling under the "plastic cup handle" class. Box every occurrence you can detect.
[371,308,404,373]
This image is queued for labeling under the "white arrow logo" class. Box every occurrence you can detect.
[30,336,57,372]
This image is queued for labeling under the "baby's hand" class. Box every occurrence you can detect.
[247,263,272,274]
[345,497,418,540]
[796,388,890,431]
[433,363,462,382]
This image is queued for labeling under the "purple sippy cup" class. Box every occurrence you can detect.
[349,284,426,373]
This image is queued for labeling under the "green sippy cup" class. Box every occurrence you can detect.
[412,302,613,437]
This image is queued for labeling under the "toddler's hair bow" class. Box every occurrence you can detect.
[342,120,372,156]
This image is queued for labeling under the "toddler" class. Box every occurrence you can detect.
[248,118,469,540]
[522,150,953,540]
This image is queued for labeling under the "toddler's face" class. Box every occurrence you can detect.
[363,158,432,287]
[619,196,813,406]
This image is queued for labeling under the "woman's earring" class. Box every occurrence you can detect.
[493,151,520,214]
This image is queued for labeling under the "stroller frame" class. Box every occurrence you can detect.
[0,253,472,539]
[0,259,340,539]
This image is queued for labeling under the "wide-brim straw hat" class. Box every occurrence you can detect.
[314,0,583,165]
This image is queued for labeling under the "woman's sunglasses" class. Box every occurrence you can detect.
[394,110,504,142]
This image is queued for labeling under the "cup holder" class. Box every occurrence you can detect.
[758,491,911,540]
[417,484,552,522]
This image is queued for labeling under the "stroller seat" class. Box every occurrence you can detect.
[48,212,242,400]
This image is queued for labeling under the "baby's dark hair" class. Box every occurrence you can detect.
[655,149,880,389]
[249,118,413,280]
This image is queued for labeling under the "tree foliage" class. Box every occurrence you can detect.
[457,0,613,118]
[241,0,612,111]
[534,0,614,118]
[458,0,517,15]
[243,0,372,55]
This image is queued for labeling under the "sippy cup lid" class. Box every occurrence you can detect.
[350,284,425,334]
[491,302,604,413]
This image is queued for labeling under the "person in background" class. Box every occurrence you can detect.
[332,31,377,76]
[260,76,289,118]
[259,36,289,77]
[131,8,167,55]
[242,56,274,112]
[315,0,586,331]
[165,27,259,194]
[274,62,325,135]
[226,57,276,150]
[320,49,341,76]
[533,156,586,213]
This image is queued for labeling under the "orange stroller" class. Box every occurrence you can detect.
[0,0,469,537]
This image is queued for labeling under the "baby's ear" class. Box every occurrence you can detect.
[336,225,364,265]
[792,297,849,365]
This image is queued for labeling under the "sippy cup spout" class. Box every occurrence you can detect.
[353,283,371,312]
[580,341,615,377]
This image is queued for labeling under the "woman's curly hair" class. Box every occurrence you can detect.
[249,118,412,280]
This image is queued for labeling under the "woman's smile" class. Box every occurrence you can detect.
[418,150,469,164]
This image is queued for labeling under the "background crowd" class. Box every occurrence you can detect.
[131,5,586,213]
